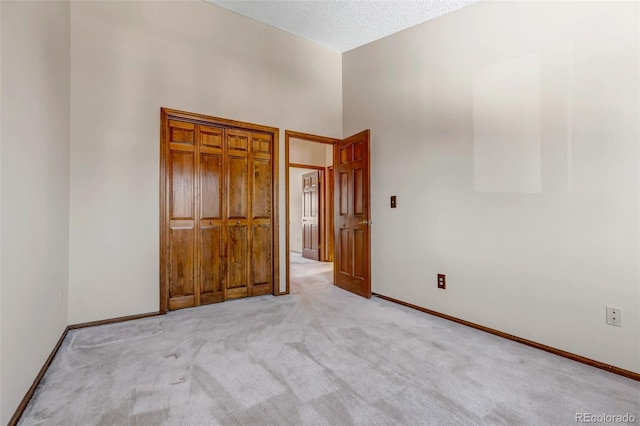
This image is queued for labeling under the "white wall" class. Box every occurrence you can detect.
[343,1,640,373]
[290,137,329,166]
[0,1,71,422]
[68,1,342,323]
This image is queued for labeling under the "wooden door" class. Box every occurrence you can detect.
[334,130,371,298]
[302,170,321,261]
[161,108,277,313]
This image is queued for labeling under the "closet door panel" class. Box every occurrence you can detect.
[168,140,196,309]
[251,133,271,160]
[228,157,248,219]
[170,151,195,219]
[252,159,271,219]
[226,225,248,299]
[249,132,272,296]
[251,224,271,296]
[199,224,224,304]
[169,120,195,144]
[199,125,223,149]
[200,154,223,220]
[198,125,224,305]
[227,130,250,153]
[169,221,195,310]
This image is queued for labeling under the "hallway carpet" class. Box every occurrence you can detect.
[19,257,639,425]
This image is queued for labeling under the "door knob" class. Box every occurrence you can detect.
[236,221,240,224]
[359,220,372,225]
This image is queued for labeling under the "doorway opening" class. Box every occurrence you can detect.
[285,129,371,298]
[285,131,339,294]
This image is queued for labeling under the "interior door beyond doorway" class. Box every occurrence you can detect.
[302,170,322,261]
[334,130,371,298]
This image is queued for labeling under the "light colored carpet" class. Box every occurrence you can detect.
[290,251,320,265]
[19,259,639,425]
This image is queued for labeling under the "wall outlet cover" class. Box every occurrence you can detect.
[606,306,621,327]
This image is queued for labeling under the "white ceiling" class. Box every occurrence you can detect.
[206,0,480,52]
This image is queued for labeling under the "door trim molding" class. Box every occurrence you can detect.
[160,107,279,312]
[289,163,325,171]
[285,130,339,295]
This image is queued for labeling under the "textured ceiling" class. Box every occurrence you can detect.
[206,0,480,52]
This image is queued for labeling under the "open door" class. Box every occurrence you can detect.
[334,130,371,298]
[302,170,321,261]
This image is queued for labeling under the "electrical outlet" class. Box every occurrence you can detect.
[437,274,446,289]
[606,306,621,327]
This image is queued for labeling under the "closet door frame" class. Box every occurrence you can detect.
[159,107,279,314]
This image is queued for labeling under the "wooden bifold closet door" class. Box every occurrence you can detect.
[160,108,278,312]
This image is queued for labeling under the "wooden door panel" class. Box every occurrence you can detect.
[169,221,195,310]
[200,154,222,220]
[170,151,194,219]
[228,157,248,219]
[354,168,363,216]
[334,130,371,298]
[199,224,224,305]
[353,141,364,161]
[340,145,352,164]
[251,224,272,296]
[303,223,310,248]
[227,130,250,153]
[339,229,351,275]
[303,222,310,251]
[303,190,310,217]
[311,185,318,218]
[311,224,319,249]
[339,172,349,215]
[169,120,195,144]
[199,125,223,149]
[252,133,271,160]
[227,226,248,290]
[353,229,365,278]
[253,159,271,219]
